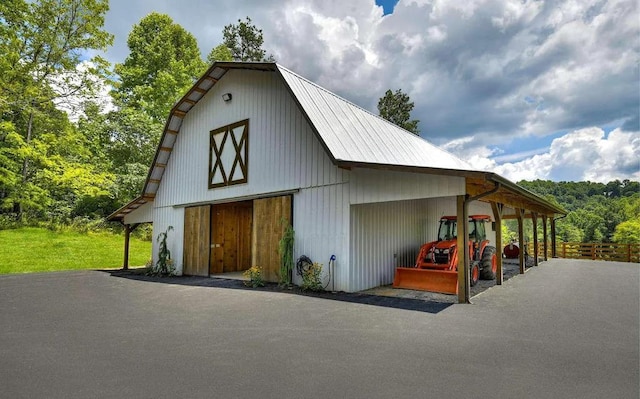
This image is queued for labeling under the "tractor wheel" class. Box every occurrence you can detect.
[470,263,479,287]
[480,246,497,280]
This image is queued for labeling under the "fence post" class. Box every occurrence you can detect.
[562,242,566,258]
[628,244,632,263]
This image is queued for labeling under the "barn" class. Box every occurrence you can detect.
[108,62,565,303]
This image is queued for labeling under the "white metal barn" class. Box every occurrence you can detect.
[109,62,564,303]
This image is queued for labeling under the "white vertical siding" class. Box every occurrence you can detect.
[349,168,465,205]
[151,205,185,275]
[349,199,427,292]
[155,69,347,209]
[292,183,350,292]
[123,202,154,224]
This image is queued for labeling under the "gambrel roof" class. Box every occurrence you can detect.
[109,62,564,221]
[277,65,470,170]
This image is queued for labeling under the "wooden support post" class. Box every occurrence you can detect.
[457,195,470,304]
[123,224,131,270]
[532,212,538,266]
[491,202,504,285]
[551,218,558,258]
[517,209,525,274]
[542,215,548,261]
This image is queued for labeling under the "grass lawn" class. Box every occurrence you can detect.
[0,227,152,274]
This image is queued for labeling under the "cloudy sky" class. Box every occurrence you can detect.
[99,0,639,183]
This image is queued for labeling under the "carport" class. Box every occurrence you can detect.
[459,170,566,303]
[339,162,566,304]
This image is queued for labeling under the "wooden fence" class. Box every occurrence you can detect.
[525,242,640,263]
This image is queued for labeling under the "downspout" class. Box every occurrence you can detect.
[461,181,500,303]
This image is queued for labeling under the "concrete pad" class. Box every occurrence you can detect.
[0,258,637,398]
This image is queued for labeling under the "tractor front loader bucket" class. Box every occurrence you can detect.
[392,268,459,295]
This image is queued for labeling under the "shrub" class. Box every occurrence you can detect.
[301,262,323,291]
[243,266,265,288]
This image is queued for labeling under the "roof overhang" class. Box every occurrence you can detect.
[107,195,149,222]
[338,160,566,217]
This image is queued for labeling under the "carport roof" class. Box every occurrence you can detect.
[108,62,565,221]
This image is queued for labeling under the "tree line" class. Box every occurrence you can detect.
[506,180,639,244]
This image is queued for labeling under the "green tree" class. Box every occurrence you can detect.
[220,17,272,62]
[76,103,161,209]
[0,0,113,218]
[612,218,640,244]
[519,179,639,244]
[206,44,233,64]
[113,12,206,123]
[377,89,420,134]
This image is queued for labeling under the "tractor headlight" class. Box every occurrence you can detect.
[442,249,449,254]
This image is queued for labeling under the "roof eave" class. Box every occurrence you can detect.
[338,160,566,216]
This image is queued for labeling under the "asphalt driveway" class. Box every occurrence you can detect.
[0,258,638,398]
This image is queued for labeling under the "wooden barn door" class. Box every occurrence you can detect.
[210,201,253,274]
[252,196,292,283]
[183,205,211,276]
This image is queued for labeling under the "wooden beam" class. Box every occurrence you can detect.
[182,98,197,105]
[167,129,179,135]
[159,146,172,152]
[517,208,525,274]
[457,195,470,304]
[148,179,161,184]
[193,87,207,94]
[155,163,167,168]
[491,202,504,285]
[173,110,187,118]
[203,76,218,82]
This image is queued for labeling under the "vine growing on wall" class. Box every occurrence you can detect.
[147,226,175,276]
[278,220,294,287]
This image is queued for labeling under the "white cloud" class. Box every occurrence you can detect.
[444,127,640,182]
[50,61,115,123]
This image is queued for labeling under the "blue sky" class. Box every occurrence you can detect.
[95,0,639,183]
[376,0,399,15]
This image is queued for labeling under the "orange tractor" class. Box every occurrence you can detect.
[393,215,498,295]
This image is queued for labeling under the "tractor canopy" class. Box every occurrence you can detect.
[437,215,491,242]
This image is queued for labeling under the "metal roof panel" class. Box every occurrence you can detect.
[277,65,472,171]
